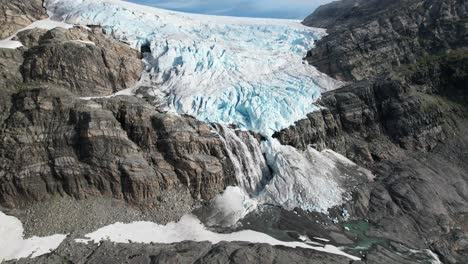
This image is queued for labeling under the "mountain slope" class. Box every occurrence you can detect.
[304,0,468,81]
[275,0,468,263]
[0,0,466,263]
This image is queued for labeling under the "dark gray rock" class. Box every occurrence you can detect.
[303,0,468,81]
[0,87,247,208]
[279,1,468,262]
[9,239,355,264]
[20,27,144,97]
[0,0,47,39]
[0,48,23,91]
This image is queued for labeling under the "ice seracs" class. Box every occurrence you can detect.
[46,0,342,136]
[42,0,366,217]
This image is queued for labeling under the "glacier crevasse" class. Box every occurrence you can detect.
[46,0,342,136]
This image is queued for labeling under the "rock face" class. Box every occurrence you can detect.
[304,0,468,81]
[0,48,23,89]
[278,54,468,264]
[0,23,255,208]
[20,27,144,97]
[10,240,353,264]
[0,0,47,39]
[276,0,468,263]
[0,86,245,208]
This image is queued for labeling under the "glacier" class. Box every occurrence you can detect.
[200,128,372,226]
[40,0,366,220]
[46,0,342,136]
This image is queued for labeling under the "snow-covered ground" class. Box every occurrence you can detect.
[75,213,360,261]
[0,211,67,262]
[46,0,342,136]
[0,18,73,49]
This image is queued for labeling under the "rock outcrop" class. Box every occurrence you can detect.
[0,85,247,208]
[0,0,47,39]
[0,24,255,209]
[9,240,353,264]
[279,53,468,264]
[304,0,468,81]
[277,0,468,262]
[19,27,144,97]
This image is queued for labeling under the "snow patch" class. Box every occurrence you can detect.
[76,214,360,260]
[14,18,73,33]
[0,40,23,49]
[314,237,330,242]
[0,211,67,262]
[0,18,73,50]
[71,39,96,46]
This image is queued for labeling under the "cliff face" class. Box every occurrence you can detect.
[0,0,47,39]
[273,1,468,262]
[19,27,144,97]
[0,87,244,208]
[0,23,257,209]
[304,0,468,81]
[275,52,468,163]
[274,58,468,262]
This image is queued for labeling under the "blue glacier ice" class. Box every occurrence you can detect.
[41,0,366,219]
[46,0,342,136]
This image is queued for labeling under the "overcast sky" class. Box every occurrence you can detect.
[126,0,334,19]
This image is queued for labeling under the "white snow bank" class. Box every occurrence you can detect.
[0,18,73,49]
[0,40,23,49]
[71,40,96,46]
[76,213,360,260]
[14,18,73,33]
[0,211,67,261]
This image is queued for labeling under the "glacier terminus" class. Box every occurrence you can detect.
[46,0,342,136]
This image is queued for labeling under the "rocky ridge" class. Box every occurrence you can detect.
[304,0,468,81]
[0,0,47,39]
[273,0,468,262]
